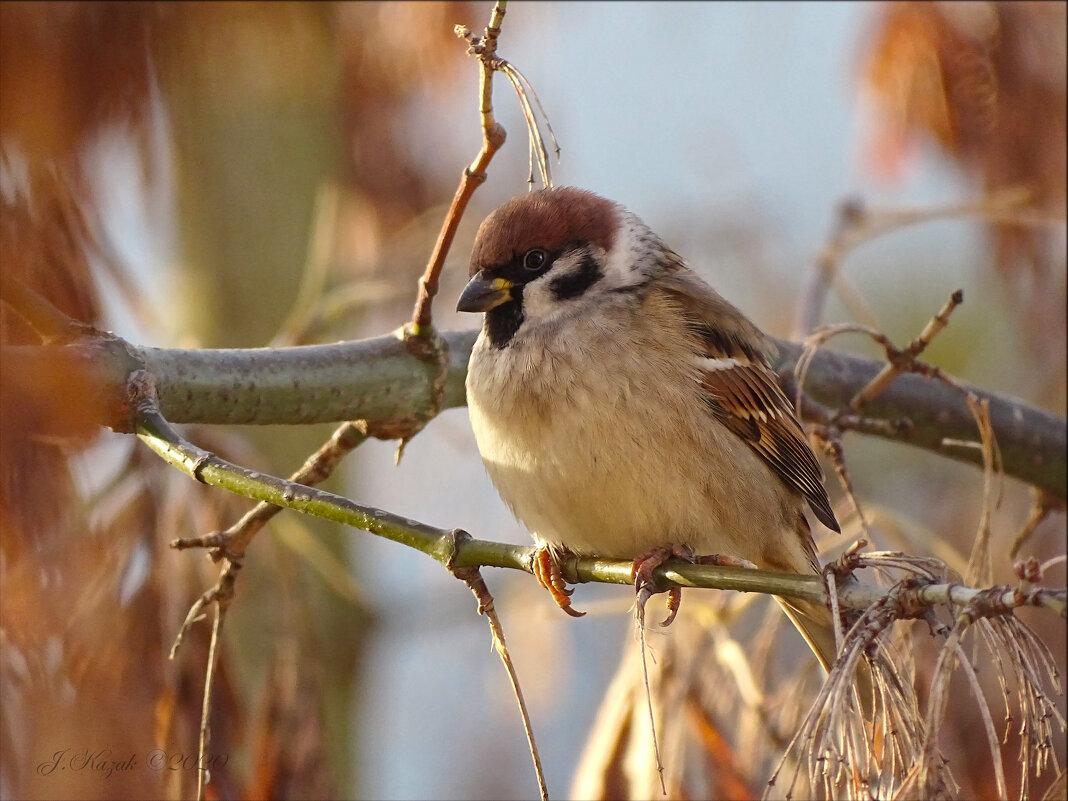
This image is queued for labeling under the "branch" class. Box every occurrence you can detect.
[135,404,470,565]
[772,341,1065,500]
[5,327,1063,498]
[410,2,508,336]
[131,402,1068,620]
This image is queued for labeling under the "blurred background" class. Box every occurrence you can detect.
[1,2,1064,799]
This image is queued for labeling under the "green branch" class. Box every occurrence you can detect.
[119,407,1068,619]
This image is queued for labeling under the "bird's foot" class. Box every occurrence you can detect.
[532,546,585,618]
[631,544,695,627]
[632,547,757,627]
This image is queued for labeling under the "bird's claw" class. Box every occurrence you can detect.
[631,544,694,627]
[533,546,585,618]
[631,547,755,627]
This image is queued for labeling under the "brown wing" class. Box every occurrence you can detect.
[658,270,841,533]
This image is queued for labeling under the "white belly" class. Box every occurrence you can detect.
[465,317,804,570]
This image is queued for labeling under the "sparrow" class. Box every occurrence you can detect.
[456,186,844,675]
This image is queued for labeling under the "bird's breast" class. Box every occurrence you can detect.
[465,322,791,562]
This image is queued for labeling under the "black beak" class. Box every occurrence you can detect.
[456,271,514,313]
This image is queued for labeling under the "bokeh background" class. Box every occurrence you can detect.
[2,2,1064,799]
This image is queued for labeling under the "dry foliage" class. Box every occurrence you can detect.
[858,0,1067,400]
[1,3,1065,801]
[1,3,470,798]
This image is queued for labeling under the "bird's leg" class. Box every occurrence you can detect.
[631,544,694,627]
[632,547,758,627]
[532,546,586,618]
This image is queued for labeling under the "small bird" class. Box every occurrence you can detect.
[456,186,844,675]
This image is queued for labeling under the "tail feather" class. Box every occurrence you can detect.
[776,594,879,717]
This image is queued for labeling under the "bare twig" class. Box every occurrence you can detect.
[794,290,966,419]
[848,290,964,414]
[410,0,562,334]
[393,2,517,462]
[450,556,549,801]
[962,395,1002,587]
[634,599,668,796]
[814,431,872,540]
[794,189,1057,337]
[1010,489,1066,560]
[169,561,239,661]
[954,640,1008,799]
[410,1,509,337]
[195,605,226,801]
[171,420,370,561]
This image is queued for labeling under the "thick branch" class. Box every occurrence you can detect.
[4,330,1063,498]
[773,342,1065,498]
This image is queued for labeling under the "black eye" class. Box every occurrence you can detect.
[523,249,547,271]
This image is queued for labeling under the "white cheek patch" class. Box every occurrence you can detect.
[521,210,662,328]
[520,276,562,322]
[520,251,589,321]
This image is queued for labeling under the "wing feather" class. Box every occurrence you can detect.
[658,270,841,533]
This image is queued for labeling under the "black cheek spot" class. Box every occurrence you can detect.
[550,253,604,301]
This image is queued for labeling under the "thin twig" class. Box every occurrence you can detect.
[634,600,668,796]
[167,420,371,662]
[1010,489,1065,560]
[410,1,509,337]
[794,189,1053,337]
[955,641,1008,799]
[171,420,370,561]
[848,290,965,413]
[815,431,872,540]
[169,561,239,660]
[963,396,1002,587]
[195,603,226,801]
[450,559,549,801]
[396,3,514,462]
